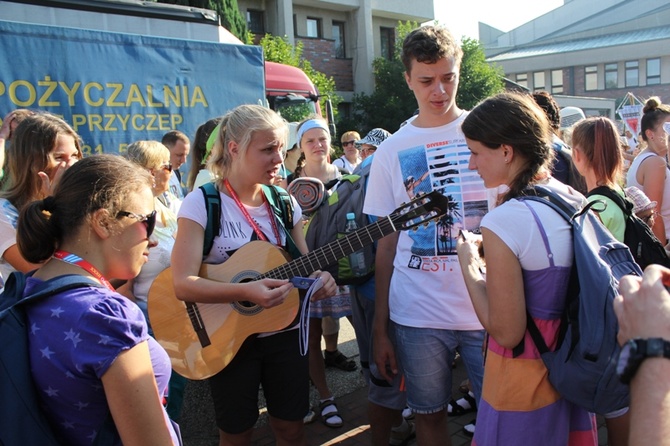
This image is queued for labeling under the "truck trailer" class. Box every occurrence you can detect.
[0,0,323,154]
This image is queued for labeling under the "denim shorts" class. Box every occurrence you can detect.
[393,322,485,414]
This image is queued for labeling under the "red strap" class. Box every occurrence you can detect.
[223,179,281,244]
[53,250,115,291]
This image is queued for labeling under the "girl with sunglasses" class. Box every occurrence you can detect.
[16,154,180,445]
[171,104,336,445]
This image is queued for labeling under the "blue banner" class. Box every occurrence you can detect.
[0,20,265,155]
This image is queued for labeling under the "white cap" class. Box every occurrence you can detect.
[559,106,586,130]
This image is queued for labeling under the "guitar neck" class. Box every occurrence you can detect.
[260,215,396,280]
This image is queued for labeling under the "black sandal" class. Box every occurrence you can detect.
[324,350,357,372]
[447,391,477,416]
[319,399,343,428]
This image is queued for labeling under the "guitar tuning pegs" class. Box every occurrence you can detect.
[413,227,419,232]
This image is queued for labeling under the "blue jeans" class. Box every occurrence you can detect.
[393,323,485,414]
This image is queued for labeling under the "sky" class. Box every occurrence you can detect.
[433,0,564,41]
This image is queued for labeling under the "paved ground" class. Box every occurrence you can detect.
[177,318,610,445]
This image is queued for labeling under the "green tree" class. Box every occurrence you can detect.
[457,37,505,110]
[258,34,340,120]
[155,0,247,40]
[342,22,504,134]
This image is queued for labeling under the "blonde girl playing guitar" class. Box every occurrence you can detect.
[170,104,337,446]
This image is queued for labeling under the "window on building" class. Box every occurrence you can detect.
[533,72,545,91]
[605,63,618,89]
[332,21,345,58]
[380,27,394,60]
[647,58,661,85]
[585,65,597,91]
[551,70,563,94]
[625,60,639,87]
[306,17,321,38]
[246,10,264,34]
[516,73,528,89]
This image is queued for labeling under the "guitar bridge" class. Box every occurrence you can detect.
[186,301,211,347]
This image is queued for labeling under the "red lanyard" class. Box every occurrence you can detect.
[223,179,281,244]
[53,250,115,291]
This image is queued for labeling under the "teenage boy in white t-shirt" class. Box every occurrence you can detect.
[363,25,486,445]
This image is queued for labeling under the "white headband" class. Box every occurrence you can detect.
[296,119,329,146]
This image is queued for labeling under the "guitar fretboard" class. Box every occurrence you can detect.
[260,214,396,280]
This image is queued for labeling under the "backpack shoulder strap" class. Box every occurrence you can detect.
[200,182,221,257]
[587,186,633,216]
[262,185,301,259]
[262,185,294,230]
[16,274,103,308]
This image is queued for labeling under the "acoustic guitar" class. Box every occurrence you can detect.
[148,191,449,380]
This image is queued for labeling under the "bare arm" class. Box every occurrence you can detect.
[638,156,667,242]
[372,231,398,382]
[102,341,175,446]
[616,265,670,445]
[458,228,526,349]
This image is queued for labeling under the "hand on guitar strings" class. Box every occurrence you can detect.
[308,270,337,301]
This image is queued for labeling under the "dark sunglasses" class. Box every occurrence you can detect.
[117,210,157,237]
[341,140,355,147]
[160,163,173,172]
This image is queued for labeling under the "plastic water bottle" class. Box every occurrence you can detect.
[345,212,367,277]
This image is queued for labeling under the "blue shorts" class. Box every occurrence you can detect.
[393,322,485,415]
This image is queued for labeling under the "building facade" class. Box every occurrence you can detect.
[236,0,434,112]
[482,0,670,117]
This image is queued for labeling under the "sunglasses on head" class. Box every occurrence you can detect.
[117,210,157,237]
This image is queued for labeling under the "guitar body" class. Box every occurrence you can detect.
[148,241,299,380]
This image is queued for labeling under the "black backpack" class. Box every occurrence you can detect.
[587,186,670,270]
[551,139,587,195]
[0,272,116,446]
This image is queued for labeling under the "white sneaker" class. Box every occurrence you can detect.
[303,409,316,424]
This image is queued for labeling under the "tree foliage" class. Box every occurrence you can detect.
[155,0,247,40]
[258,34,340,120]
[340,22,505,135]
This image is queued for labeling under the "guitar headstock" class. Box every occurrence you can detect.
[390,191,450,231]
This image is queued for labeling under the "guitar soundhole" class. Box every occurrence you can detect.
[232,300,263,315]
[230,273,264,315]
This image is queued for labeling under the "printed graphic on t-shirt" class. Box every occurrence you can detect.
[210,211,281,263]
[398,137,487,262]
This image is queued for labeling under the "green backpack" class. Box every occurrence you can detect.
[199,182,300,259]
[303,162,375,285]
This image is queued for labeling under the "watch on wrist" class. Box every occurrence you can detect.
[617,338,670,384]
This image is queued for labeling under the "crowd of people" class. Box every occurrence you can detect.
[2,21,670,446]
